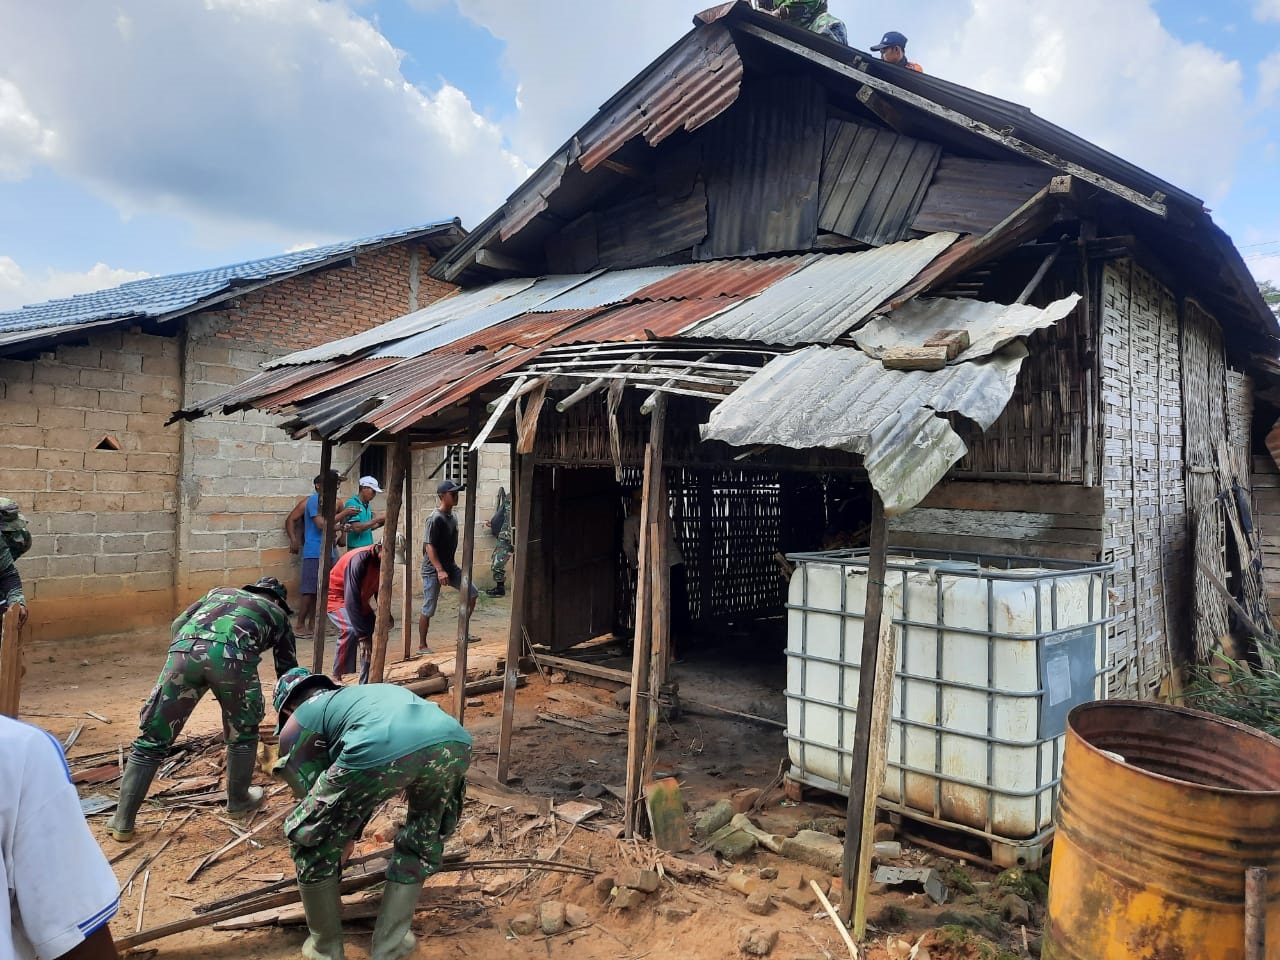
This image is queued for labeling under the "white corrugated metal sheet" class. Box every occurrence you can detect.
[678,232,957,345]
[852,294,1081,362]
[700,341,1028,514]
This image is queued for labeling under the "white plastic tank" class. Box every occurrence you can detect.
[785,549,1109,863]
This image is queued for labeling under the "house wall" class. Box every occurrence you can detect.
[3,242,461,645]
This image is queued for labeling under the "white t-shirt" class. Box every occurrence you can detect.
[1,717,119,960]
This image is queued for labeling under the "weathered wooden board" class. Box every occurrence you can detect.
[910,481,1104,518]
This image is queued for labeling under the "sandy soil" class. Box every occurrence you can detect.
[15,589,1039,960]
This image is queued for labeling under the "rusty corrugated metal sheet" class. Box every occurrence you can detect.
[695,76,825,260]
[819,118,940,246]
[547,298,737,346]
[254,357,402,411]
[680,233,958,344]
[911,156,1054,236]
[578,22,743,174]
[443,308,607,353]
[701,340,1029,514]
[172,359,348,420]
[631,254,810,302]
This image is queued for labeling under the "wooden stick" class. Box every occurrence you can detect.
[473,375,526,449]
[370,435,407,683]
[642,396,670,791]
[186,806,288,882]
[402,449,414,662]
[135,871,150,933]
[811,879,859,960]
[680,698,786,730]
[1245,865,1267,960]
[454,400,482,722]
[313,439,336,672]
[498,448,536,783]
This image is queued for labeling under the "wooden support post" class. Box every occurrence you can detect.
[0,605,23,717]
[1245,865,1267,960]
[453,402,482,722]
[402,450,414,663]
[697,470,713,628]
[642,396,670,786]
[312,440,336,674]
[624,401,665,838]
[369,436,408,684]
[839,489,887,935]
[497,447,535,783]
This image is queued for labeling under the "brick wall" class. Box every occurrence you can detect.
[0,240,456,644]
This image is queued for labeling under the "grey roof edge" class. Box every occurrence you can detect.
[0,219,466,353]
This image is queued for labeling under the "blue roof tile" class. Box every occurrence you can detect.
[0,221,459,341]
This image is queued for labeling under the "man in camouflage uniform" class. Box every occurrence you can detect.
[106,577,298,842]
[769,0,848,45]
[272,668,471,960]
[0,497,31,629]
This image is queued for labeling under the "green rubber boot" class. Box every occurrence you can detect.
[105,755,161,842]
[298,877,346,960]
[224,742,265,817]
[370,881,422,960]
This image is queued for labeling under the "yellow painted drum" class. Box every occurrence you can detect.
[1045,700,1280,959]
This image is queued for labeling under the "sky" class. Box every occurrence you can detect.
[0,0,1278,311]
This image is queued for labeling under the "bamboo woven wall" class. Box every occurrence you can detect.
[952,281,1090,481]
[1100,260,1185,698]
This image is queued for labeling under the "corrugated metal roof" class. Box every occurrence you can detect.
[531,265,685,311]
[819,118,941,246]
[911,156,1053,236]
[0,221,462,341]
[679,232,957,344]
[700,341,1029,514]
[632,255,810,301]
[578,21,743,174]
[265,277,537,368]
[852,294,1081,362]
[548,297,737,346]
[255,357,402,412]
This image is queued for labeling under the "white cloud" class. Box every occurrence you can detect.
[0,258,151,311]
[1256,0,1280,23]
[0,1,529,246]
[1260,50,1280,106]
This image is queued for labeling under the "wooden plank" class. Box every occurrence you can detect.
[0,604,23,717]
[913,481,1105,517]
[312,440,335,672]
[888,530,1099,563]
[535,654,632,685]
[402,450,414,662]
[370,436,407,684]
[645,399,671,790]
[888,508,1102,545]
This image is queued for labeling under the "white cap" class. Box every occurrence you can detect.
[358,475,383,493]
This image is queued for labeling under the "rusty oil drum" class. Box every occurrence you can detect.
[1045,700,1280,959]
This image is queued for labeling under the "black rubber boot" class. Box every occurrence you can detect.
[106,754,161,842]
[485,583,505,597]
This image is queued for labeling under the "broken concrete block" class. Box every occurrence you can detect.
[745,889,773,916]
[873,865,948,905]
[696,799,735,838]
[779,830,843,875]
[657,904,692,922]
[509,913,537,936]
[805,816,844,837]
[758,867,778,881]
[802,871,830,897]
[736,925,778,956]
[616,866,660,894]
[593,874,616,902]
[777,885,817,912]
[612,887,648,911]
[1000,893,1031,925]
[565,903,590,927]
[539,901,566,935]
[612,686,632,709]
[713,830,758,860]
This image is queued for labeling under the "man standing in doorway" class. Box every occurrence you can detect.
[286,471,355,636]
[418,479,479,655]
[343,476,386,550]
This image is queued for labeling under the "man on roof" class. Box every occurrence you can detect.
[871,30,923,72]
[768,0,847,46]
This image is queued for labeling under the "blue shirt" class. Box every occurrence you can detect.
[302,492,338,560]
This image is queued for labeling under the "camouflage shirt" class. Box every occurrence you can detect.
[0,536,22,611]
[169,587,298,677]
[807,12,847,45]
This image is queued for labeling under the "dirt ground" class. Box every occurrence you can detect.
[17,589,1042,960]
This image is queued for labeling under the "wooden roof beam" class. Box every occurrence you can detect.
[737,22,1167,218]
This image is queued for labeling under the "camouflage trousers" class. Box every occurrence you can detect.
[490,529,512,586]
[285,740,471,885]
[132,644,264,761]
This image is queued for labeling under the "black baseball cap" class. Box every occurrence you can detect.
[437,478,465,495]
[312,469,342,485]
[871,30,908,51]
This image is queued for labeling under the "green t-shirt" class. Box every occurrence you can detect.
[344,495,375,549]
[291,684,470,769]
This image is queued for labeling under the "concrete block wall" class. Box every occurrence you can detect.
[0,328,183,639]
[1,240,455,644]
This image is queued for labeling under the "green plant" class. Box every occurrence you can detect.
[1185,639,1280,738]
